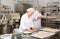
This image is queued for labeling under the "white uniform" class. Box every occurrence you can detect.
[19,13,36,39]
[32,10,42,30]
[16,8,36,39]
[19,13,34,32]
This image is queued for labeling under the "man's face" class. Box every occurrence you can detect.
[28,11,34,16]
[37,8,42,12]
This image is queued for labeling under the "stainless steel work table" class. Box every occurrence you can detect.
[2,27,59,39]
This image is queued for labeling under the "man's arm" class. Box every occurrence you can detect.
[19,16,27,30]
[31,27,37,32]
[37,16,42,19]
[25,27,37,32]
[33,12,43,19]
[26,28,34,32]
[38,16,46,19]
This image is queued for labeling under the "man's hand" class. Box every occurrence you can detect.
[26,28,34,32]
[31,27,37,32]
[37,16,42,19]
[26,27,37,32]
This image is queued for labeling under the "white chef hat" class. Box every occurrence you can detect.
[27,8,35,12]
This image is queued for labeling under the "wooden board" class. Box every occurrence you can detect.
[31,31,55,38]
[40,27,60,33]
[42,16,56,19]
[51,19,60,21]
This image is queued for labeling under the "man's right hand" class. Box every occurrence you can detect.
[26,28,34,32]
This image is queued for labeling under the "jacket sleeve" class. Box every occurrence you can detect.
[31,19,34,27]
[19,16,27,31]
[33,12,42,19]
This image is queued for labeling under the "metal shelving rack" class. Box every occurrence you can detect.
[45,2,60,28]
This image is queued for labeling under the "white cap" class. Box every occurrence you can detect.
[27,8,35,12]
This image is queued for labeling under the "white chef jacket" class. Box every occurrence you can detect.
[19,13,34,32]
[32,10,42,30]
